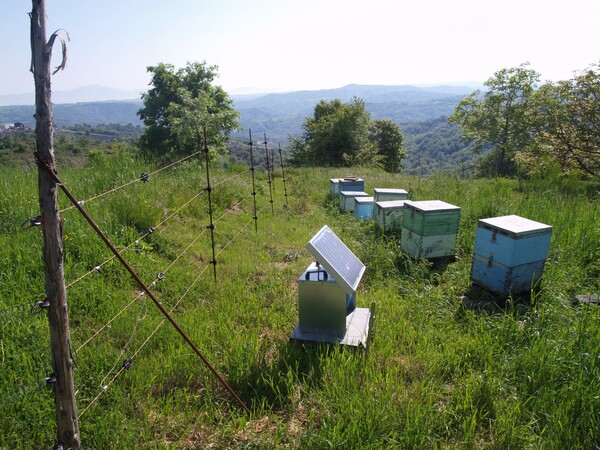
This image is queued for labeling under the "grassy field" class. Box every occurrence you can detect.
[1,151,599,449]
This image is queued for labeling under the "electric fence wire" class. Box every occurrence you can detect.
[59,151,202,213]
[63,170,245,291]
[67,168,247,284]
[73,221,210,355]
[61,189,206,291]
[73,194,250,354]
[77,208,259,419]
[34,155,279,418]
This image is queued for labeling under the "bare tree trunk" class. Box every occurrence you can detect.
[30,1,80,448]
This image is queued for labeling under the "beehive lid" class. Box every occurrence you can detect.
[330,178,341,183]
[376,200,408,208]
[341,176,362,181]
[373,188,408,195]
[355,196,374,204]
[305,225,365,295]
[478,215,552,238]
[340,190,368,197]
[405,200,459,213]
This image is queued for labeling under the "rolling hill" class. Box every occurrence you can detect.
[0,83,478,174]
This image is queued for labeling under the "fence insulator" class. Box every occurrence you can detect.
[32,298,51,312]
[140,172,149,183]
[44,373,57,384]
[22,216,42,230]
[148,227,155,234]
[156,272,165,281]
[122,358,133,370]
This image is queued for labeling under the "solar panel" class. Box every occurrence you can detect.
[305,225,365,294]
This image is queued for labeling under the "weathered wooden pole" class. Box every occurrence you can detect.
[30,1,80,448]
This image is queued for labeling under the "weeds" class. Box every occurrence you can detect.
[0,161,598,448]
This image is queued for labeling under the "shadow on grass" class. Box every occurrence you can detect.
[234,340,335,412]
[457,282,535,317]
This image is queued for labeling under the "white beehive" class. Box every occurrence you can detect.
[329,178,341,198]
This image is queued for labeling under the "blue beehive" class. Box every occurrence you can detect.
[329,178,341,198]
[354,196,374,220]
[339,191,368,212]
[338,177,364,193]
[471,215,552,296]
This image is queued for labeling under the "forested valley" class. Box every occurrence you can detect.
[0,84,478,174]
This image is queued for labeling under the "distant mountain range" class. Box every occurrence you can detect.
[0,85,145,106]
[230,84,476,144]
[0,83,475,127]
[0,83,480,175]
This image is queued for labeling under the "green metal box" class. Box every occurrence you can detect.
[298,262,356,337]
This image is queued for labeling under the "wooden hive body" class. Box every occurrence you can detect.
[375,200,407,232]
[338,178,364,193]
[401,200,461,259]
[373,188,408,202]
[471,215,552,295]
[329,178,341,198]
[339,191,368,212]
[354,196,375,220]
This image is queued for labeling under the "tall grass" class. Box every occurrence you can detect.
[0,159,598,449]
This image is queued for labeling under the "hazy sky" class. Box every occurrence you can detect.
[2,0,599,96]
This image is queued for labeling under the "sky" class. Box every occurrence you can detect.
[1,0,599,98]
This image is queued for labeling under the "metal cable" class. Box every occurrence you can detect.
[76,211,257,419]
[60,151,202,213]
[73,195,249,354]
[65,190,205,290]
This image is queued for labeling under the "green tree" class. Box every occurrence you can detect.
[370,119,405,172]
[449,64,540,176]
[528,62,600,177]
[289,97,376,167]
[137,61,239,159]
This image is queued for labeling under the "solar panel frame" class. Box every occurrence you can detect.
[305,225,365,294]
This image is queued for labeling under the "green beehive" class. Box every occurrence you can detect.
[373,188,408,202]
[375,200,407,233]
[401,200,461,259]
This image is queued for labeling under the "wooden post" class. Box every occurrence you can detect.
[30,1,81,448]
